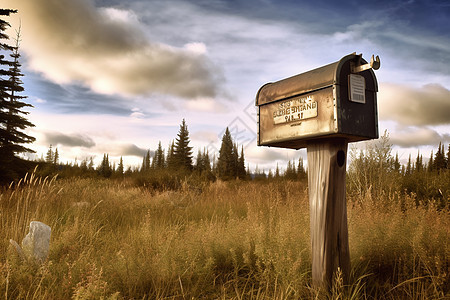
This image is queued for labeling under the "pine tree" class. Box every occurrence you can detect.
[98,154,112,178]
[434,142,446,172]
[0,11,35,182]
[237,146,246,179]
[405,154,412,175]
[53,148,59,165]
[195,149,203,172]
[145,149,151,170]
[80,158,88,172]
[154,141,165,169]
[173,119,193,171]
[297,157,306,179]
[141,149,151,172]
[394,152,401,173]
[166,140,176,169]
[415,151,423,173]
[203,149,211,172]
[45,144,54,163]
[88,157,94,170]
[275,163,280,178]
[217,127,235,180]
[428,150,434,172]
[117,156,124,176]
[232,143,239,177]
[447,144,450,169]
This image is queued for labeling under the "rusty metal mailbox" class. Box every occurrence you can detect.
[256,53,379,149]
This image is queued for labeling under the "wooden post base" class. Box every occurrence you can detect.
[307,138,351,288]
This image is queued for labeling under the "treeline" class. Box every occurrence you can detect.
[32,120,251,188]
[348,133,449,210]
[34,119,310,185]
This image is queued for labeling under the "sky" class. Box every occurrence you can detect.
[3,0,450,171]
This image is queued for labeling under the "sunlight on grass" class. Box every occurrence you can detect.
[1,173,448,299]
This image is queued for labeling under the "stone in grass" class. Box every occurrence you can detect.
[21,221,51,263]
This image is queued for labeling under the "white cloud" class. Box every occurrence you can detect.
[5,0,224,99]
[378,83,450,126]
[390,127,450,148]
[184,42,208,55]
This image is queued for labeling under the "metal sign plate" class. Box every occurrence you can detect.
[258,87,335,147]
[273,95,318,125]
[348,74,365,103]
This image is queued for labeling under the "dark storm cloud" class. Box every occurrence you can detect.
[379,83,450,126]
[6,0,224,99]
[45,132,96,148]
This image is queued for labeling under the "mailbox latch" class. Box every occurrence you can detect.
[351,54,380,73]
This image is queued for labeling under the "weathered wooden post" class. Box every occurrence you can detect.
[255,53,380,288]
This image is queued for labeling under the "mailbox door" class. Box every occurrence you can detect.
[336,58,378,140]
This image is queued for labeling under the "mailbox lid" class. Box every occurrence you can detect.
[256,53,377,106]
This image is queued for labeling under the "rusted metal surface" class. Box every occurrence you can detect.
[256,53,379,149]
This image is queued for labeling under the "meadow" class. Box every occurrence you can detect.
[0,174,448,299]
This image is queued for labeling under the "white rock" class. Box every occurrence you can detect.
[21,221,51,263]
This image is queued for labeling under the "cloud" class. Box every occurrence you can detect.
[390,127,450,148]
[44,132,96,148]
[378,83,450,126]
[5,0,223,99]
[116,144,150,157]
[245,146,301,165]
[190,130,219,143]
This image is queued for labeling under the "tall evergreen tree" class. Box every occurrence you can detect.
[0,11,35,182]
[117,156,124,176]
[53,147,59,165]
[434,142,446,172]
[203,149,211,172]
[88,157,94,170]
[428,150,434,172]
[141,149,151,172]
[45,144,54,163]
[173,119,193,171]
[166,140,176,169]
[154,141,165,169]
[275,163,280,178]
[195,149,203,171]
[447,144,450,169]
[415,151,423,173]
[297,157,306,179]
[237,145,246,179]
[217,127,235,180]
[98,154,112,178]
[393,152,401,174]
[405,154,412,175]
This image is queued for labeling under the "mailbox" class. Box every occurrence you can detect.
[256,53,379,149]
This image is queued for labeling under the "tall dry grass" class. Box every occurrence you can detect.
[0,173,448,299]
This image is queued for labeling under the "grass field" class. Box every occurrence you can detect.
[1,174,448,299]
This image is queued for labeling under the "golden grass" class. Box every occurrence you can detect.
[0,174,448,299]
